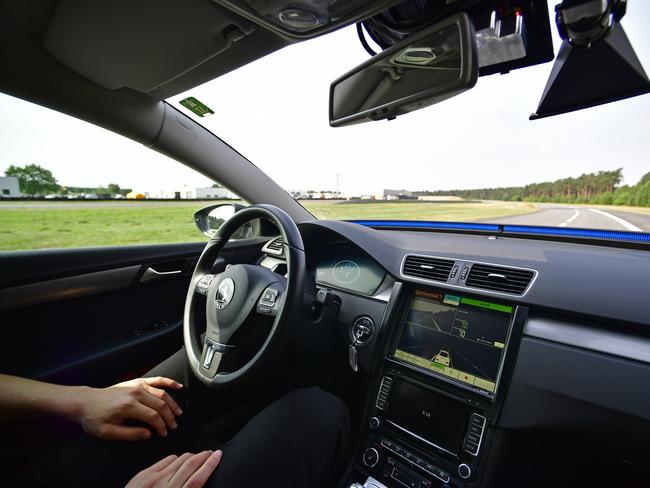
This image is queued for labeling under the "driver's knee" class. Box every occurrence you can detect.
[281,386,350,439]
[212,387,350,487]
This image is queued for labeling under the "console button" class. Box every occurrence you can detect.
[464,439,479,454]
[470,413,486,427]
[391,466,420,488]
[469,424,483,436]
[458,463,472,480]
[369,417,381,430]
[466,433,481,444]
[362,448,380,468]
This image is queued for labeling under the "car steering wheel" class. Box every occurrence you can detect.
[183,204,306,387]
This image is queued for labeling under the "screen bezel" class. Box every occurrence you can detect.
[389,287,518,398]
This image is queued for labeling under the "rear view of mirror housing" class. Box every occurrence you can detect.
[194,203,245,238]
[329,13,478,127]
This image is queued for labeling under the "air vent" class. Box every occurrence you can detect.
[402,255,455,282]
[267,237,282,251]
[466,264,535,295]
[262,236,284,256]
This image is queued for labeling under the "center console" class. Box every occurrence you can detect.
[352,287,526,488]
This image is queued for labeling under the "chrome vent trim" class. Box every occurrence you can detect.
[402,255,454,282]
[261,236,284,257]
[399,254,538,298]
[466,264,535,295]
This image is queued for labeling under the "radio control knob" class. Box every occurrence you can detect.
[362,448,380,468]
[458,463,471,479]
[369,416,381,429]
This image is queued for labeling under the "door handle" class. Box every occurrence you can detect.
[140,267,183,283]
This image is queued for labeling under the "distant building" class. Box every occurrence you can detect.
[0,176,21,197]
[195,187,238,199]
[141,186,238,199]
[383,189,416,200]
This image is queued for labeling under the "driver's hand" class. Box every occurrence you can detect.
[125,450,223,488]
[76,377,183,441]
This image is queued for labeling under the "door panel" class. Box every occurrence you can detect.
[0,238,268,387]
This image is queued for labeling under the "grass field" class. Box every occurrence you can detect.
[0,199,539,251]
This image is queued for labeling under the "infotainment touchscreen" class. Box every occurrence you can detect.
[386,379,469,457]
[393,289,513,395]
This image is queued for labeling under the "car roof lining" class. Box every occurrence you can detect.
[42,0,290,99]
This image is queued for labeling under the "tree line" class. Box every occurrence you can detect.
[415,169,650,207]
[3,164,224,197]
[4,164,130,196]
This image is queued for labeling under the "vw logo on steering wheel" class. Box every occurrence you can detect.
[215,278,235,310]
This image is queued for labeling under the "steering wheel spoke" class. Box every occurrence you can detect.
[195,274,216,296]
[200,336,238,374]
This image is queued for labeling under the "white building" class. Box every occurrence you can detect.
[142,186,238,199]
[195,187,238,199]
[0,176,21,197]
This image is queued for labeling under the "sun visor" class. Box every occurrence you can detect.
[43,0,257,93]
[530,23,650,120]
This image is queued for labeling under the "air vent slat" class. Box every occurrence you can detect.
[467,275,530,285]
[466,264,534,295]
[402,255,455,282]
[267,237,282,250]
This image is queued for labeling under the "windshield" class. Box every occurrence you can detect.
[1,1,648,252]
[168,0,649,235]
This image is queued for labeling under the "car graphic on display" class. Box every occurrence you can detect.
[432,347,451,367]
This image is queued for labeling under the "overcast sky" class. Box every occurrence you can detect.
[1,1,649,196]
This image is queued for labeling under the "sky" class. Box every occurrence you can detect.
[1,1,649,196]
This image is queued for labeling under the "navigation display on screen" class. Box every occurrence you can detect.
[394,289,513,394]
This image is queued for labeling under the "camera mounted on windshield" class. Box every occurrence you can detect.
[555,0,627,48]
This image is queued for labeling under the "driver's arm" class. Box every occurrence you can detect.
[0,374,183,441]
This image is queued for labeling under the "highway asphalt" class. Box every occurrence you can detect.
[494,204,650,232]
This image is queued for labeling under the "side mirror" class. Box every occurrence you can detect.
[194,203,245,238]
[329,13,478,127]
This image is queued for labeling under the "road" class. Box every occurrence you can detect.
[494,204,650,232]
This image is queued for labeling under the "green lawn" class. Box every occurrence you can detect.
[302,200,536,221]
[0,199,537,251]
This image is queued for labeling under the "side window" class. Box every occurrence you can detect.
[0,94,243,251]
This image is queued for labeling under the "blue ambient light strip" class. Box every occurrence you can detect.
[349,220,650,243]
[348,220,500,232]
[502,225,650,243]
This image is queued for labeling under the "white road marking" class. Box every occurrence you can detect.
[588,208,642,232]
[566,209,580,223]
[558,209,579,227]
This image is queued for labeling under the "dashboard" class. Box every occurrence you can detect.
[258,220,650,488]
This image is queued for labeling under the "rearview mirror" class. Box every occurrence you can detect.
[194,203,244,238]
[329,13,478,127]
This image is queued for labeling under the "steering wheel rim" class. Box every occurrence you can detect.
[183,204,305,387]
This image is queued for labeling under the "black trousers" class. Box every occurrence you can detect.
[12,349,351,488]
